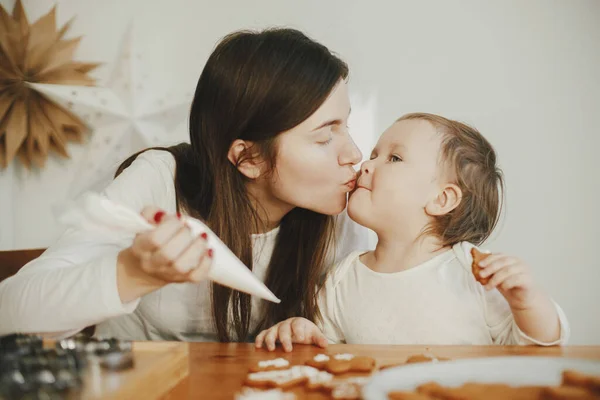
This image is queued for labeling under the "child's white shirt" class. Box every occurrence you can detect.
[318,242,570,345]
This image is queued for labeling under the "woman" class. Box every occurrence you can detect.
[0,28,366,342]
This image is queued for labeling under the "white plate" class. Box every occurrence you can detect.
[362,356,600,400]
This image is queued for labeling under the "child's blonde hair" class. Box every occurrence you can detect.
[397,113,504,246]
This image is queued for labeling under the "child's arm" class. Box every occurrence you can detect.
[510,297,562,343]
[477,252,567,344]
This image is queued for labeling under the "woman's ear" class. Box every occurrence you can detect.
[227,139,265,179]
[425,183,462,216]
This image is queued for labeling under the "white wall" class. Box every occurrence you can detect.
[0,0,598,344]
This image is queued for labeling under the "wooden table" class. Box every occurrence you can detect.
[162,343,600,399]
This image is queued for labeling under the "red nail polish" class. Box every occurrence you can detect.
[201,232,208,240]
[207,248,213,258]
[153,211,165,224]
[176,212,181,219]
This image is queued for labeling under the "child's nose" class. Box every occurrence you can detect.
[360,160,373,175]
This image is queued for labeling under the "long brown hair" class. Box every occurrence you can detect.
[397,113,504,247]
[117,28,348,341]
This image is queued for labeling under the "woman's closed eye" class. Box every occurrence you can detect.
[319,124,349,145]
[318,136,333,145]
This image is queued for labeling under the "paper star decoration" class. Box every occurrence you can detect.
[0,0,100,169]
[32,23,193,196]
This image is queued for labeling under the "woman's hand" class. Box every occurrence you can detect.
[116,207,213,303]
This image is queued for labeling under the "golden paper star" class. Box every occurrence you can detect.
[0,0,100,169]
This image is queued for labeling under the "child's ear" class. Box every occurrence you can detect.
[425,184,462,216]
[227,139,265,179]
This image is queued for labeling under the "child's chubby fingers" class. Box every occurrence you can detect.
[308,325,329,349]
[256,318,325,352]
[290,318,310,343]
[278,321,294,352]
[477,252,514,267]
[255,328,270,349]
[264,326,280,351]
[289,318,328,348]
[479,256,520,279]
[485,264,521,290]
[498,273,530,291]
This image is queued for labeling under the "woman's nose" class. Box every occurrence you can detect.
[339,136,362,166]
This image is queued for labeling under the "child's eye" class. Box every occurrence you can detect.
[390,155,403,163]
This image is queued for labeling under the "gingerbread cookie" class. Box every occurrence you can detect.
[471,247,492,285]
[249,358,290,372]
[306,353,331,369]
[309,377,371,400]
[306,353,376,375]
[245,365,333,391]
[387,369,600,400]
[379,362,405,371]
[388,392,435,400]
[380,353,451,370]
[406,354,451,364]
[245,366,310,389]
[328,377,370,400]
[562,370,600,393]
[235,387,296,400]
[305,369,334,390]
[542,385,599,400]
[406,354,434,364]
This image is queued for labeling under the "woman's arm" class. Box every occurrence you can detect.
[0,151,177,337]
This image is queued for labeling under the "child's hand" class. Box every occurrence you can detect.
[477,253,542,310]
[254,317,328,352]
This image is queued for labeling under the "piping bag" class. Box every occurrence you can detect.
[58,192,281,303]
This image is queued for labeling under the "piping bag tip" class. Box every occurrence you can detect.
[184,216,281,304]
